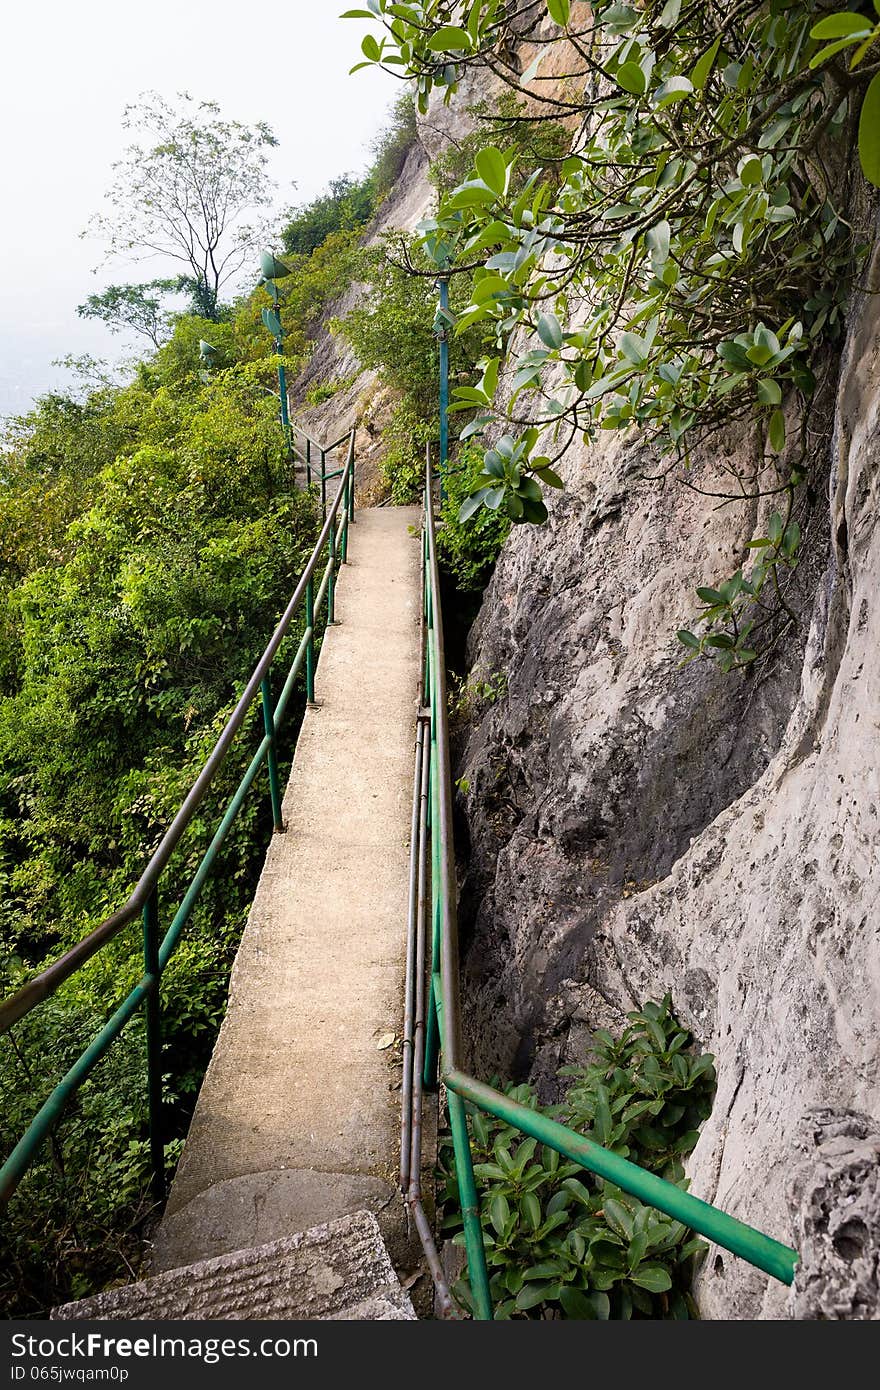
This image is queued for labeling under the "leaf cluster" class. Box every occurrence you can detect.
[439,995,716,1318]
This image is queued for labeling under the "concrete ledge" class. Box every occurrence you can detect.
[52,1210,415,1322]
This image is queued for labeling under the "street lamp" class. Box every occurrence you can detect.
[258,250,294,462]
[198,338,218,384]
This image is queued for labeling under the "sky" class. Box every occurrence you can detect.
[0,1,396,416]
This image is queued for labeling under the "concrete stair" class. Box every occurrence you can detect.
[52,1210,415,1321]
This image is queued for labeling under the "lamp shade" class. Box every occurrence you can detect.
[259,250,292,281]
[199,339,218,361]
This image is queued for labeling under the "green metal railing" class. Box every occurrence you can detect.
[292,426,353,517]
[402,445,799,1319]
[0,432,357,1209]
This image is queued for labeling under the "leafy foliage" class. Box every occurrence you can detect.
[347,0,869,670]
[76,281,183,349]
[436,440,511,589]
[0,303,322,1314]
[439,996,716,1319]
[808,5,880,186]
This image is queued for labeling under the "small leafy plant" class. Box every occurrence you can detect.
[438,996,716,1319]
[677,507,802,672]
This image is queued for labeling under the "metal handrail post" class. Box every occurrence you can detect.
[328,514,337,625]
[142,890,164,1202]
[306,437,312,490]
[261,675,285,834]
[305,577,316,705]
[341,471,350,565]
[321,449,327,516]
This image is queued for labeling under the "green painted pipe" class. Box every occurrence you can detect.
[274,627,311,728]
[261,676,285,833]
[447,1087,494,1320]
[443,1069,799,1286]
[158,732,272,971]
[305,578,316,704]
[142,892,164,1201]
[434,970,492,1321]
[0,977,152,1202]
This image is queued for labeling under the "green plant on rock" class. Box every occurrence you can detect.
[436,440,512,589]
[347,0,869,667]
[439,996,715,1318]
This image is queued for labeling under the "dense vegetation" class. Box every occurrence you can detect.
[0,315,324,1314]
[0,92,440,1315]
[349,0,876,671]
[441,997,716,1318]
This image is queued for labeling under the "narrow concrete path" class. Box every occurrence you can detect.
[152,506,422,1273]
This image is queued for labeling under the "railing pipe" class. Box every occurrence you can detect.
[305,579,316,705]
[444,1069,799,1288]
[142,890,164,1201]
[261,675,285,834]
[0,453,353,1038]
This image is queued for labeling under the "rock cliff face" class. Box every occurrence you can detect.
[295,31,879,1319]
[453,233,880,1319]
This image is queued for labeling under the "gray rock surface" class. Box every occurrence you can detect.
[453,225,880,1318]
[51,1211,415,1321]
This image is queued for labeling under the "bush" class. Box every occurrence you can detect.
[439,996,716,1319]
[436,442,511,591]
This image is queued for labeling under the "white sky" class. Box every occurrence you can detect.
[0,1,396,412]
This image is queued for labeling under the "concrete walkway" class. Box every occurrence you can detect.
[152,506,422,1273]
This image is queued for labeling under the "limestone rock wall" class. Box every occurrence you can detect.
[453,232,880,1319]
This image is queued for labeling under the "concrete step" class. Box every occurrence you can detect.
[52,1210,415,1321]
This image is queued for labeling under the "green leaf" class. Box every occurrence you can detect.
[533,464,565,488]
[657,0,681,27]
[616,62,647,95]
[677,630,700,650]
[858,71,880,187]
[427,25,472,50]
[653,76,694,108]
[560,1287,610,1319]
[646,220,670,265]
[516,1280,554,1310]
[690,37,721,90]
[738,155,763,186]
[458,489,490,523]
[768,511,784,546]
[619,331,648,365]
[810,12,873,39]
[603,1198,633,1241]
[546,0,571,25]
[629,1263,673,1292]
[521,1192,542,1230]
[489,1192,510,1235]
[768,409,786,452]
[537,313,564,349]
[361,33,381,61]
[809,35,864,67]
[475,147,508,197]
[757,378,782,405]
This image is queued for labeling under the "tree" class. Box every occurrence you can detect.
[349,0,862,671]
[86,93,278,322]
[76,280,180,347]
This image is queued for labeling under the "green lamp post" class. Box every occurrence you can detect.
[259,250,294,461]
[432,273,452,501]
[198,338,218,384]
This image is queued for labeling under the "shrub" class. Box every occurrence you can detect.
[439,996,716,1319]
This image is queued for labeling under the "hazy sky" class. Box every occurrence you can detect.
[0,1,396,413]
